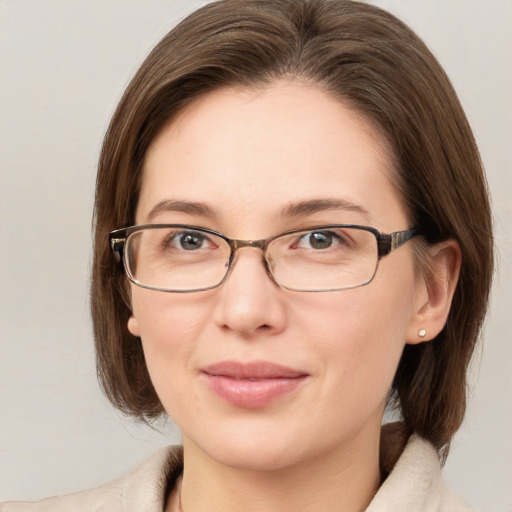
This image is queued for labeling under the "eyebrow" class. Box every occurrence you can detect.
[146,199,218,222]
[145,197,370,223]
[280,198,370,220]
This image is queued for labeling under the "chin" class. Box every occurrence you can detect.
[183,419,311,472]
[208,442,302,472]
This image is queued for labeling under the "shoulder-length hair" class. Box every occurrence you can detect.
[91,0,493,457]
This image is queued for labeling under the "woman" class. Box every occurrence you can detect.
[1,0,493,510]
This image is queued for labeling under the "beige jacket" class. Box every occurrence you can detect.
[1,431,475,512]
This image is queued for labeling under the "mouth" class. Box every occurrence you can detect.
[201,360,309,409]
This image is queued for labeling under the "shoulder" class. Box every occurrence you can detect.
[368,429,476,512]
[0,446,183,512]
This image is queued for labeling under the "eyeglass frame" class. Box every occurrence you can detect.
[109,223,421,293]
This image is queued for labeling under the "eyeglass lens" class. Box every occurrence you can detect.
[124,226,380,292]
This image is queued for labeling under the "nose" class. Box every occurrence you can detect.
[212,248,287,338]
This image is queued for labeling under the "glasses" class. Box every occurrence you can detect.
[109,224,420,293]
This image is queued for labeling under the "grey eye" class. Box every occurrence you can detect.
[308,232,333,249]
[174,232,208,250]
[297,231,341,250]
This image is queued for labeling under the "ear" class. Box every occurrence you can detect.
[127,315,141,337]
[406,239,461,345]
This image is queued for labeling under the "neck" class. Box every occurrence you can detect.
[177,427,382,512]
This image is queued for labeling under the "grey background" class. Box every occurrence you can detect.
[0,1,510,510]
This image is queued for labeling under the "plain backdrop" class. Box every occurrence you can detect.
[0,1,511,510]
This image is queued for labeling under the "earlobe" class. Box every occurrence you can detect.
[127,315,141,337]
[407,239,461,345]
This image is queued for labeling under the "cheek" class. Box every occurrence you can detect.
[300,276,415,404]
[130,289,213,408]
[133,297,204,348]
[296,274,414,354]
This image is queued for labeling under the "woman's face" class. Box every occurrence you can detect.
[128,82,426,471]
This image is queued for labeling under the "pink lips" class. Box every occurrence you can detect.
[201,361,308,409]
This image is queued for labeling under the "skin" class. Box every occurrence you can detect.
[127,81,459,512]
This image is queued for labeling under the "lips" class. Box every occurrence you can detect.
[201,360,308,409]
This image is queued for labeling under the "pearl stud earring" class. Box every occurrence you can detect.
[418,329,427,338]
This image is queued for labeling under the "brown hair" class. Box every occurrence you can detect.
[91,0,493,456]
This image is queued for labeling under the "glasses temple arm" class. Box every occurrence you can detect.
[110,237,125,264]
[377,228,420,258]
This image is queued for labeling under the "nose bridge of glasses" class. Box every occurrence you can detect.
[225,238,275,282]
[230,238,268,252]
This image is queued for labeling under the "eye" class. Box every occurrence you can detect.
[296,230,343,250]
[169,231,211,251]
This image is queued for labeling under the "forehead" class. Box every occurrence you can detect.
[137,81,406,232]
